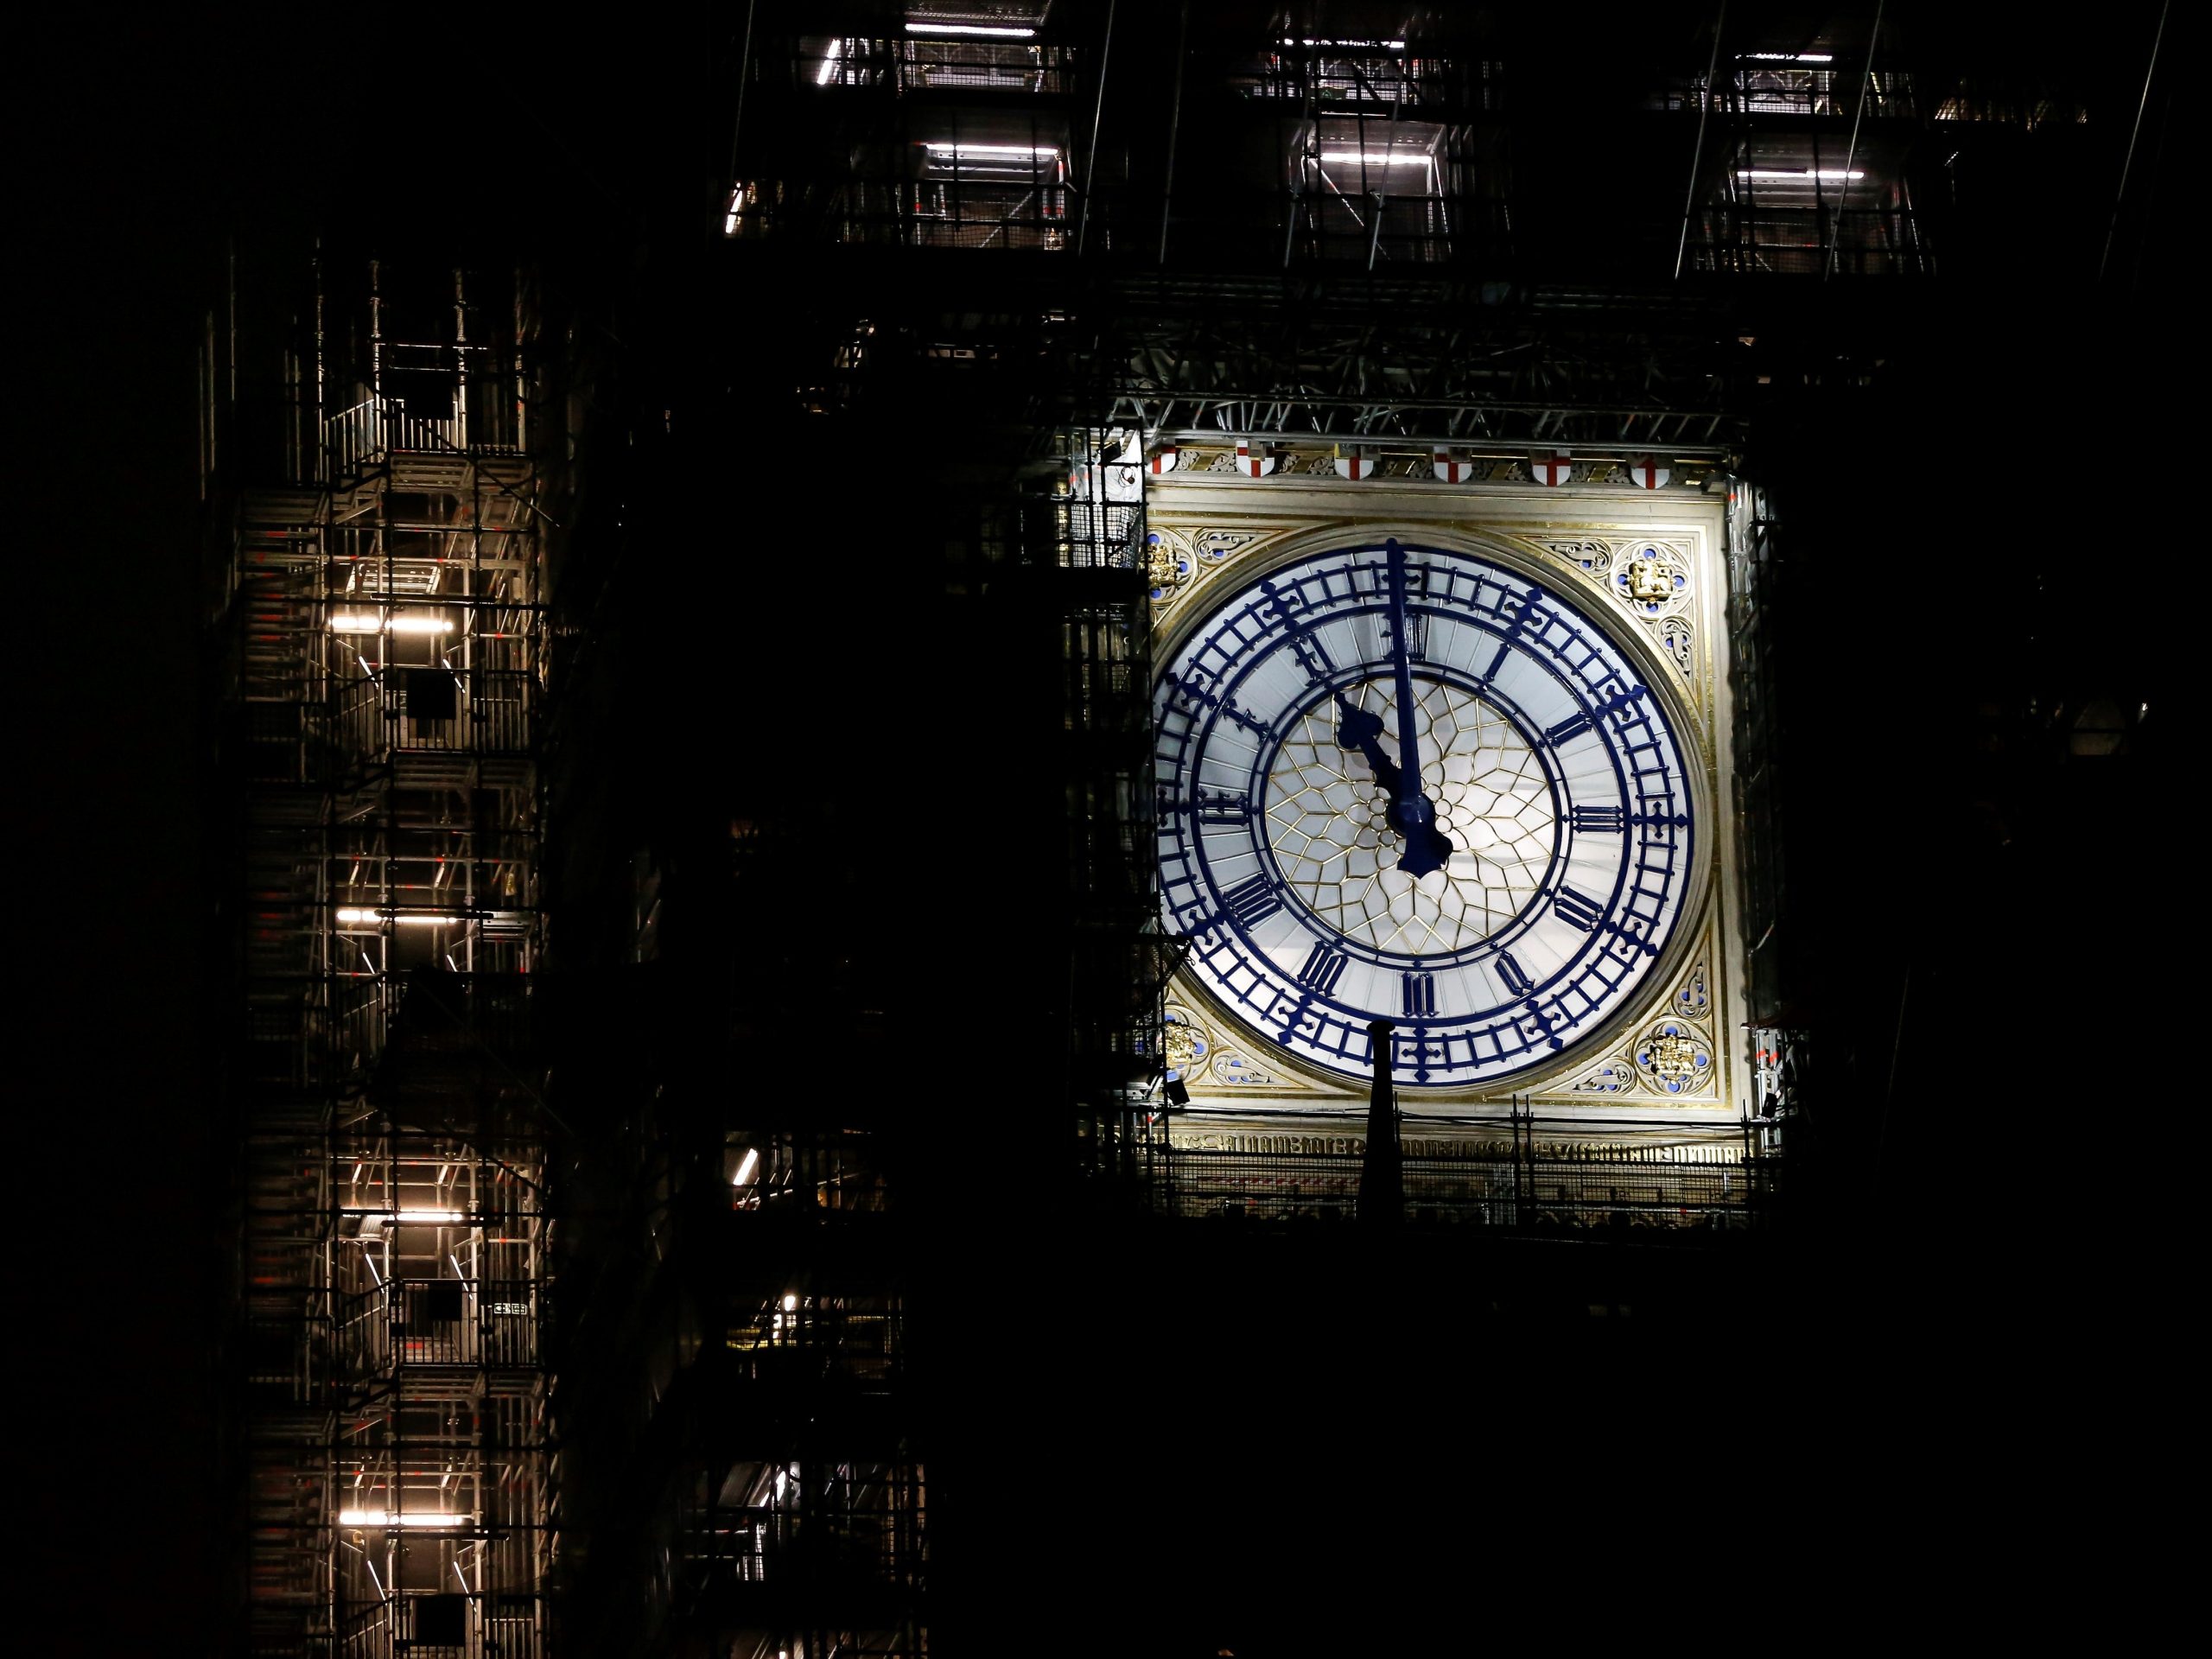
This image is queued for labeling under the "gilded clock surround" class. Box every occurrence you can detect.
[1147,466,1742,1122]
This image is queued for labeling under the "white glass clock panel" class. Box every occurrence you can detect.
[1154,539,1700,1088]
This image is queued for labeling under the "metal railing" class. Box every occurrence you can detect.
[1669,67,1919,120]
[680,1468,927,1593]
[335,1592,546,1659]
[336,1278,543,1372]
[1146,1147,1769,1230]
[1233,48,1493,111]
[841,180,1071,251]
[732,1130,894,1215]
[323,394,528,481]
[811,33,1079,96]
[1693,205,1930,276]
[329,668,539,757]
[723,1300,901,1391]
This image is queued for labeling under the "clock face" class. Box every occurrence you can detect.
[1154,537,1700,1089]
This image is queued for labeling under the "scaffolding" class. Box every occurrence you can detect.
[1678,39,1935,279]
[1667,17,2105,279]
[1147,1116,1775,1232]
[692,1128,927,1656]
[709,9,1808,1202]
[588,407,1151,1659]
[729,14,1088,251]
[1726,477,1788,1032]
[180,2,2175,1644]
[221,251,556,1657]
[725,10,2012,282]
[728,14,1511,265]
[548,1058,928,1653]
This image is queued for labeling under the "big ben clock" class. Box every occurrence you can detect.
[1154,534,1707,1091]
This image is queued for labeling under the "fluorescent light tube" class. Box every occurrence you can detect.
[921,143,1059,158]
[1317,152,1430,166]
[343,1206,469,1224]
[338,1510,468,1529]
[906,22,1036,37]
[327,614,454,634]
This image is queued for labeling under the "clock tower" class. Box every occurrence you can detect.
[175,3,2175,1651]
[1138,451,1769,1221]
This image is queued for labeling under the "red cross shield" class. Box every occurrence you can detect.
[1236,442,1276,479]
[1148,445,1179,476]
[1529,450,1573,486]
[1333,447,1376,480]
[1433,448,1475,484]
[1625,454,1670,490]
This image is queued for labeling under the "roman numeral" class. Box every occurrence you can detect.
[1402,970,1436,1018]
[1296,943,1349,995]
[1497,951,1532,997]
[1571,804,1624,832]
[1546,709,1594,745]
[1397,612,1427,660]
[1553,887,1604,931]
[1220,874,1284,930]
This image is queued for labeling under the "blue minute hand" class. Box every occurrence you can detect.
[1382,539,1452,879]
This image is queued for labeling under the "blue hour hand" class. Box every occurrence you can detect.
[1333,693,1453,880]
[1332,695,1401,795]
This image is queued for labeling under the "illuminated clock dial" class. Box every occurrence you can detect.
[1154,538,1700,1088]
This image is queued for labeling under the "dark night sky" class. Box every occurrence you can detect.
[20,10,2179,1649]
[26,19,224,1648]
